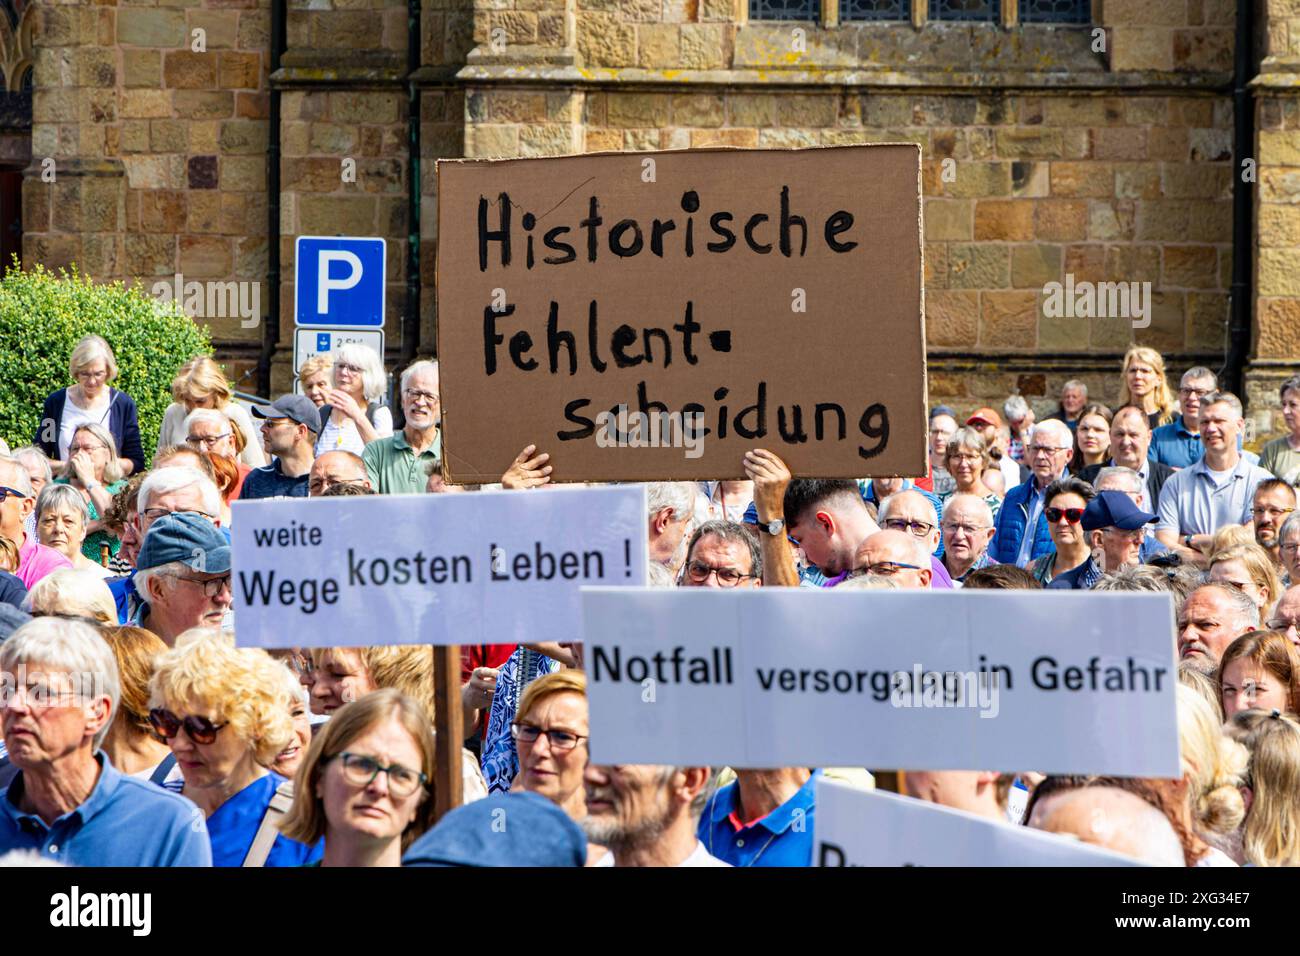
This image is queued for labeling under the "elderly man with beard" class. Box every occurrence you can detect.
[585,763,727,867]
[1250,479,1296,574]
[940,494,996,586]
[363,361,441,495]
[1265,584,1300,645]
[1177,582,1260,675]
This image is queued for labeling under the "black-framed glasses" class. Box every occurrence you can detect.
[883,517,935,538]
[854,561,922,577]
[1045,507,1085,524]
[403,388,439,405]
[510,723,588,752]
[149,708,229,745]
[333,752,428,797]
[685,560,756,587]
[308,476,367,495]
[173,572,232,598]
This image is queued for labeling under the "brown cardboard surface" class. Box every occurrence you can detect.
[436,144,926,482]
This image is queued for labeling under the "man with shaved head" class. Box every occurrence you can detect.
[308,449,372,497]
[1029,786,1185,866]
[940,493,996,585]
[853,529,932,589]
[1177,582,1261,674]
[878,489,942,560]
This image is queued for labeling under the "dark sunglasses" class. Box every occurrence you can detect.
[0,486,29,502]
[1045,507,1085,524]
[148,707,229,745]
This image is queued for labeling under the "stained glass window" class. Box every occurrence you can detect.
[750,0,819,19]
[1019,0,1090,23]
[841,0,909,20]
[928,0,996,21]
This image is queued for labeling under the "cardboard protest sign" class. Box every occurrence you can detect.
[436,145,925,483]
[581,588,1180,777]
[814,780,1146,867]
[231,486,646,648]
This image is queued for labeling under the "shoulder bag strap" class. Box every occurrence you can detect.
[242,779,297,868]
[148,752,178,786]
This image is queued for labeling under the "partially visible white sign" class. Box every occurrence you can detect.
[814,779,1146,867]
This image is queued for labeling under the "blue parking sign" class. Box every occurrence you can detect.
[295,236,386,328]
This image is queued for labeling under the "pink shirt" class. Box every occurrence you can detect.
[16,531,73,588]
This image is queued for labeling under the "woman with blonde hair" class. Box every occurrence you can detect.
[1119,345,1176,429]
[306,644,488,801]
[280,689,436,867]
[150,628,322,866]
[100,625,181,789]
[1208,543,1284,621]
[23,567,117,623]
[35,333,144,476]
[298,354,334,408]
[1217,630,1300,719]
[314,343,393,456]
[156,356,266,467]
[1174,685,1249,866]
[512,670,590,822]
[1225,708,1300,867]
[48,423,127,564]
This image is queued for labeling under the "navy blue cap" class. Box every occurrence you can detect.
[403,792,587,867]
[1082,490,1158,532]
[251,394,321,434]
[930,405,958,422]
[137,512,231,574]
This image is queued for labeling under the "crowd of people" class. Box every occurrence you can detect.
[1,335,1299,868]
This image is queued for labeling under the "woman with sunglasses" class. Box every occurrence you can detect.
[1030,477,1097,586]
[149,628,323,867]
[314,343,394,456]
[280,689,436,867]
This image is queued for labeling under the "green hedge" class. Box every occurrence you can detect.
[0,262,213,463]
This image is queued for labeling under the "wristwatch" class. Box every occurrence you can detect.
[1183,533,1194,547]
[760,517,785,537]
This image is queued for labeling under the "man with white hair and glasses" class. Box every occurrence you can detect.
[0,617,211,865]
[364,360,442,495]
[991,419,1074,567]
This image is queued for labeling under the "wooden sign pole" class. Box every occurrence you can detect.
[433,644,464,821]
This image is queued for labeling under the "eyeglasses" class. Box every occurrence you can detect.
[1179,387,1212,398]
[332,752,428,798]
[260,417,294,429]
[0,486,29,502]
[334,362,362,374]
[172,572,232,598]
[403,388,439,406]
[685,560,756,587]
[943,523,991,537]
[855,561,922,577]
[1045,507,1085,524]
[75,369,108,381]
[186,433,232,447]
[883,518,936,538]
[148,708,229,745]
[308,476,367,495]
[1252,507,1295,519]
[510,723,588,752]
[1028,445,1070,456]
[141,507,217,522]
[68,442,107,455]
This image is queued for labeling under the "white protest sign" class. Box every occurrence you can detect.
[582,588,1180,776]
[813,779,1146,867]
[232,486,647,648]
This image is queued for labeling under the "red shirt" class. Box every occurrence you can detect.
[461,644,518,739]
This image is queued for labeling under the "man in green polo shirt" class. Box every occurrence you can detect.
[363,360,442,494]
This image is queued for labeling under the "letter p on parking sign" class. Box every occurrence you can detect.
[295,236,386,329]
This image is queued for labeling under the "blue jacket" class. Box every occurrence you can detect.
[37,387,145,475]
[991,477,1055,566]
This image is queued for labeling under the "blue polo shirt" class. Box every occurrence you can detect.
[238,459,310,500]
[697,770,820,867]
[206,772,322,867]
[0,752,211,866]
[1149,419,1202,469]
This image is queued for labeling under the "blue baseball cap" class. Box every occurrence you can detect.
[137,512,231,574]
[251,394,322,435]
[403,792,587,867]
[1081,490,1158,532]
